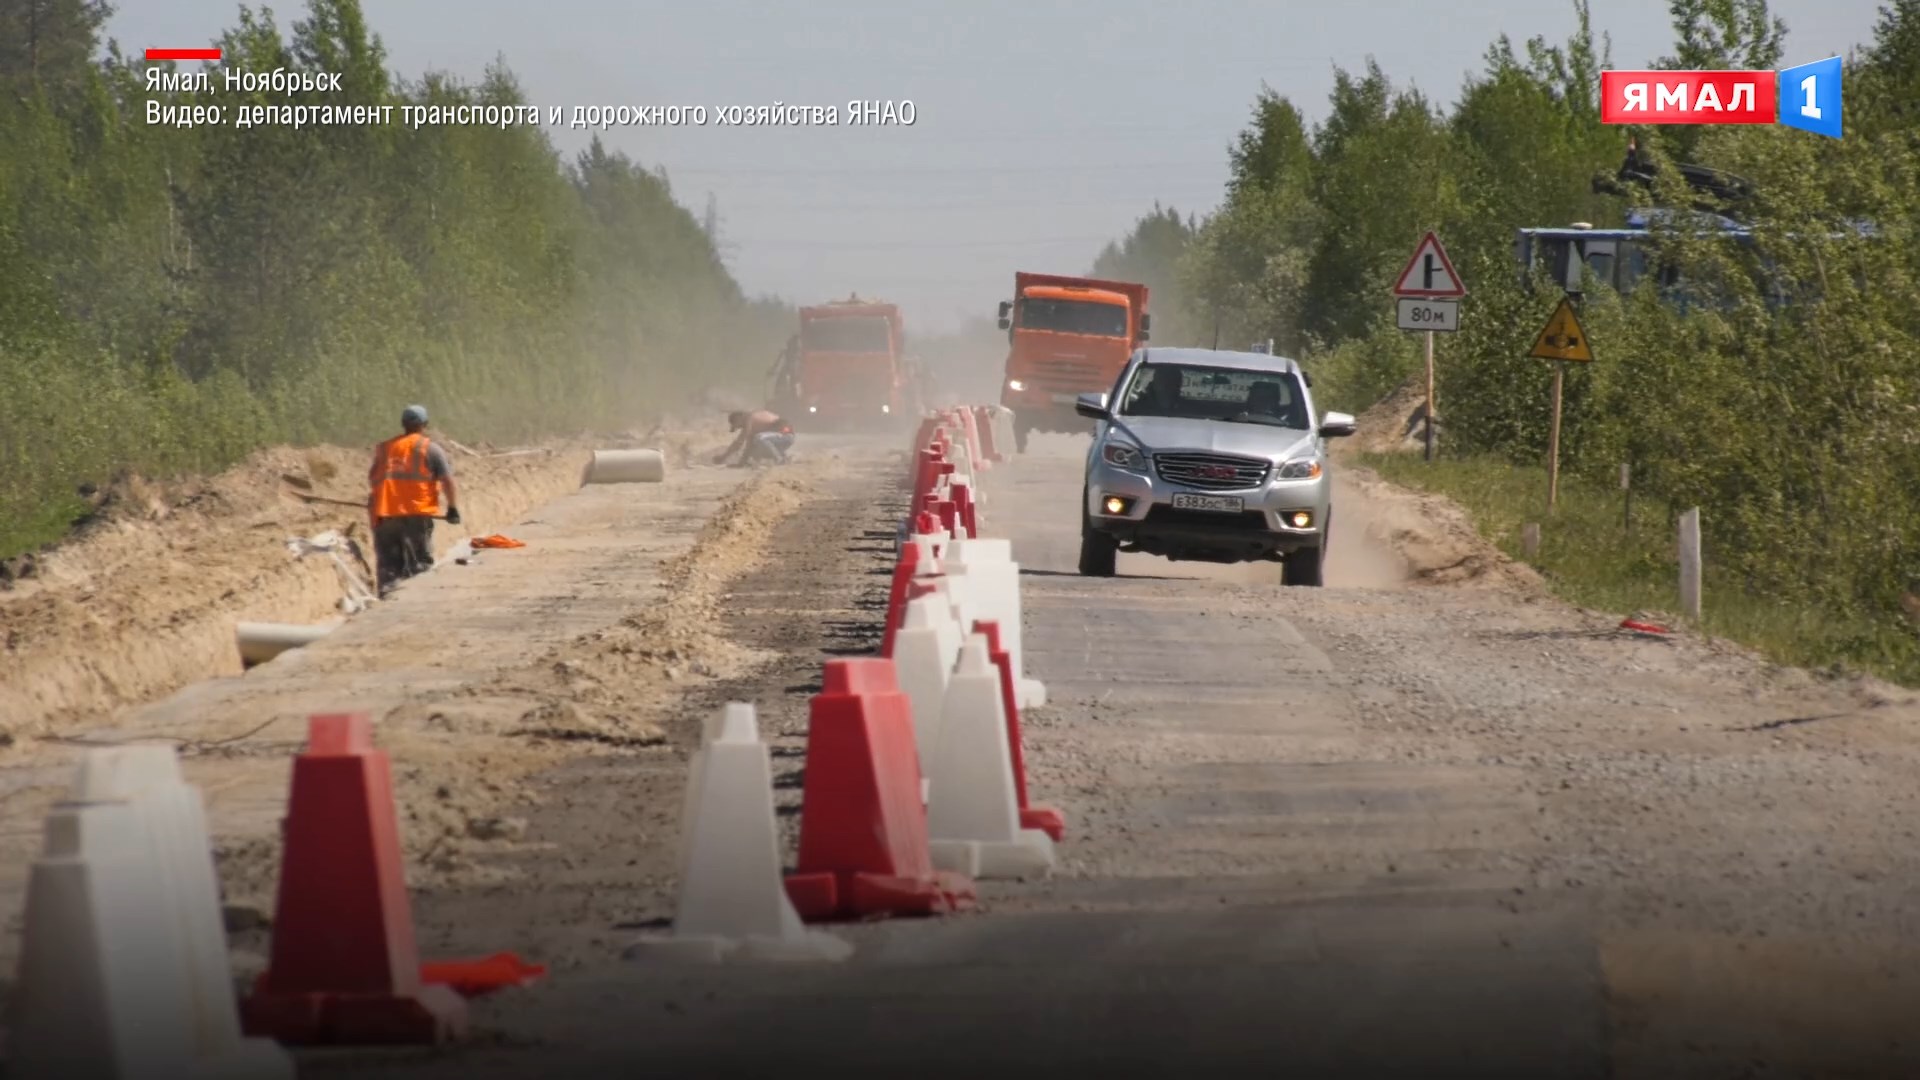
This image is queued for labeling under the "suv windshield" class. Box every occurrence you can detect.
[801,316,892,353]
[1117,362,1309,428]
[1016,297,1128,337]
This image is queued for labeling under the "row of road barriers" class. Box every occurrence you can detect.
[6,404,1054,1072]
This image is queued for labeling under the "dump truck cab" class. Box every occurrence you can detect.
[996,273,1150,452]
[790,296,911,431]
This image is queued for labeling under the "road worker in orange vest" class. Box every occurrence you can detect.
[367,404,459,596]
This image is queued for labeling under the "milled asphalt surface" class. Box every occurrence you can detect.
[310,432,1613,1079]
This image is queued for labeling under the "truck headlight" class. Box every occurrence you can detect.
[1007,379,1025,392]
[1277,458,1322,480]
[1101,442,1147,471]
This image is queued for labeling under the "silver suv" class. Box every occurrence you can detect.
[1073,347,1355,585]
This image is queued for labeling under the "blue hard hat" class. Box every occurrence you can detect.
[401,404,428,426]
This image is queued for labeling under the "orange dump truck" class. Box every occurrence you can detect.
[995,272,1151,452]
[772,295,915,430]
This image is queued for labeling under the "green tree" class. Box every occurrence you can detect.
[0,0,790,558]
[1299,60,1461,343]
[1853,0,1920,139]
[1653,0,1788,159]
[0,0,112,96]
[1090,203,1198,344]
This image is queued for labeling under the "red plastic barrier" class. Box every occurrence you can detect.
[785,659,976,920]
[879,541,924,659]
[242,714,470,1044]
[911,512,946,560]
[972,621,1065,842]
[951,481,978,539]
[912,448,942,502]
[907,416,940,481]
[931,458,955,492]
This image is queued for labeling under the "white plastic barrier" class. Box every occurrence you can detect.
[908,531,942,571]
[940,561,981,644]
[892,594,966,786]
[989,407,1016,460]
[955,409,985,474]
[927,635,1056,879]
[946,537,1046,708]
[943,436,974,490]
[12,746,292,1080]
[631,703,850,963]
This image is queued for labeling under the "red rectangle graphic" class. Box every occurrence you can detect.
[1600,69,1777,124]
[145,47,222,61]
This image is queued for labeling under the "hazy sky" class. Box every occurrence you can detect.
[110,1,1886,332]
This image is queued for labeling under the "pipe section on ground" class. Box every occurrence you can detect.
[235,621,340,667]
[582,448,667,485]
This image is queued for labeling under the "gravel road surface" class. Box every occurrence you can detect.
[13,427,1920,1078]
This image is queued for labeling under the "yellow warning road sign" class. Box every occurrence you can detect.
[1529,297,1593,362]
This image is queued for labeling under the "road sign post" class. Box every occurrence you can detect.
[1392,232,1465,463]
[1547,362,1565,507]
[1527,296,1595,511]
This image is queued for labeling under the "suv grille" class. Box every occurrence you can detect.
[1153,452,1271,491]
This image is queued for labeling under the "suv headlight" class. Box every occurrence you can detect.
[1101,441,1148,472]
[1277,458,1323,480]
[1007,379,1025,391]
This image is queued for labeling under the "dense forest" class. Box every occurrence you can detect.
[1092,0,1920,675]
[0,0,790,556]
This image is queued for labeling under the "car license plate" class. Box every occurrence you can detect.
[1051,393,1081,405]
[1171,493,1243,513]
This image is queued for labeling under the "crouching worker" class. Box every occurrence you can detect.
[713,409,794,467]
[368,404,459,596]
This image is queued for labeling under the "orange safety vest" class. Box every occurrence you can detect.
[372,432,441,519]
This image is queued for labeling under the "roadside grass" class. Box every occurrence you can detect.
[1361,451,1920,688]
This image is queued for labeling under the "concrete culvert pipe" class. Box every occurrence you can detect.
[235,621,340,667]
[582,448,667,485]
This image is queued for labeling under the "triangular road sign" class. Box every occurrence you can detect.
[1529,297,1594,362]
[1393,231,1465,298]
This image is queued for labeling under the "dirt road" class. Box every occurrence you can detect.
[9,423,1920,1077]
[0,436,822,969]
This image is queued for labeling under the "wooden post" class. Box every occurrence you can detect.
[1620,463,1632,534]
[1678,507,1702,621]
[1521,523,1541,560]
[1423,330,1436,462]
[1546,361,1565,511]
